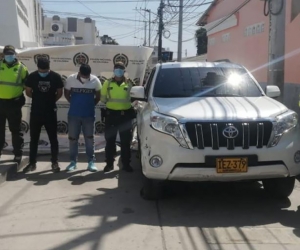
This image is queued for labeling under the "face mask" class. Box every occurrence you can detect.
[114,68,124,77]
[4,55,15,63]
[80,77,89,83]
[38,72,49,78]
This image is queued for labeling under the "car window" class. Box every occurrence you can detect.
[145,68,156,97]
[152,67,263,98]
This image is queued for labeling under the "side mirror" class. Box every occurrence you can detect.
[130,86,146,101]
[266,85,280,98]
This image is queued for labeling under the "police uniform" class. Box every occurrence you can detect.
[101,62,135,172]
[0,45,28,160]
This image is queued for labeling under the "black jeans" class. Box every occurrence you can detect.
[29,112,59,164]
[105,110,133,167]
[0,99,24,156]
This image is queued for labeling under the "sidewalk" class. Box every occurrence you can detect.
[0,152,299,250]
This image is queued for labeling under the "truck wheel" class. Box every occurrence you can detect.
[263,177,296,198]
[140,177,164,200]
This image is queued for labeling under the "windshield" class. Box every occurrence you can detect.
[153,67,263,98]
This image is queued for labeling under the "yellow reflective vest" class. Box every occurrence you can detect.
[0,60,28,99]
[101,78,132,110]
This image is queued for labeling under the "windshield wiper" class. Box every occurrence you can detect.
[154,94,187,98]
[199,94,245,97]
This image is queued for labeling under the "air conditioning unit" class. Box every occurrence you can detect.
[51,23,63,33]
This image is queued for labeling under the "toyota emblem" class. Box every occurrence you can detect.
[222,125,239,139]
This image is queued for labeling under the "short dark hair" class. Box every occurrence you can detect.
[37,58,50,70]
[80,64,91,76]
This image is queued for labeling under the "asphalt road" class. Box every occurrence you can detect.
[0,150,299,250]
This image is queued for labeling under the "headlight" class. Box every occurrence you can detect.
[150,111,188,148]
[268,110,298,147]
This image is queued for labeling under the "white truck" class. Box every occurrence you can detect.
[131,61,300,200]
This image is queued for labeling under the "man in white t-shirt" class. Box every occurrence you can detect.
[64,64,102,172]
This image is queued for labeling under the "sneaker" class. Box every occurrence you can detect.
[103,164,114,173]
[23,163,36,173]
[14,155,22,164]
[66,161,77,172]
[87,161,98,172]
[51,162,61,173]
[122,165,133,173]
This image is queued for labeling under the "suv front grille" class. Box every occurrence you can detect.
[185,121,273,150]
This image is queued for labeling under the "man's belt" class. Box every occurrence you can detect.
[106,108,132,116]
[0,95,23,102]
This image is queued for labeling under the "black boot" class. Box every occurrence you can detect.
[14,155,22,165]
[51,162,61,173]
[23,163,36,173]
[103,164,114,173]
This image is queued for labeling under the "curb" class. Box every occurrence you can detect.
[0,156,28,185]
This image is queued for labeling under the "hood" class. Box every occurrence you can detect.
[153,96,288,121]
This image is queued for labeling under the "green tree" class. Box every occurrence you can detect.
[195,28,207,55]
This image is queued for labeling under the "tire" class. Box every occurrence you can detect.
[263,177,296,198]
[140,177,164,200]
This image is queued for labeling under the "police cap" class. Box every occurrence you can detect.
[114,61,125,69]
[3,45,16,55]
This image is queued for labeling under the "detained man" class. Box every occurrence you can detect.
[64,64,102,172]
[23,58,63,173]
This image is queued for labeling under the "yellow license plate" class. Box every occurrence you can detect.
[216,157,248,173]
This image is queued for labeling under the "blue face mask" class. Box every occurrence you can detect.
[4,55,15,63]
[38,72,49,78]
[114,68,124,77]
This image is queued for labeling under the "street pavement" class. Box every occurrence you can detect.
[0,150,299,250]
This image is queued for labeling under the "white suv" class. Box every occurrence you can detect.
[131,62,300,200]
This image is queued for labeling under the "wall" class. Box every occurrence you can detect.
[203,0,300,112]
[205,0,269,82]
[285,1,300,84]
[17,0,42,48]
[0,1,21,48]
[0,0,42,48]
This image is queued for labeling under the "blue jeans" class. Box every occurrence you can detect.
[68,116,95,162]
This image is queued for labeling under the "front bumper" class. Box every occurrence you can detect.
[140,125,300,181]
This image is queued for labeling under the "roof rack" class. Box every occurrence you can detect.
[214,59,231,63]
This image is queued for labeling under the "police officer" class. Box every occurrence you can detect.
[101,61,135,173]
[0,45,28,163]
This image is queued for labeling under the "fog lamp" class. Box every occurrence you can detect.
[150,155,163,168]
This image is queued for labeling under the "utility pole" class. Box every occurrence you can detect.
[268,0,286,103]
[177,0,183,61]
[185,49,187,58]
[144,21,147,46]
[158,0,164,62]
[148,10,151,46]
[141,9,151,46]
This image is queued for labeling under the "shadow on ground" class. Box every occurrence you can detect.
[4,150,300,250]
[33,152,299,250]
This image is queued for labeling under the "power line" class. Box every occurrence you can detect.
[73,0,122,26]
[44,10,147,22]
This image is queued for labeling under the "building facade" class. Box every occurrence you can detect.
[197,0,300,113]
[0,0,43,48]
[42,15,101,46]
